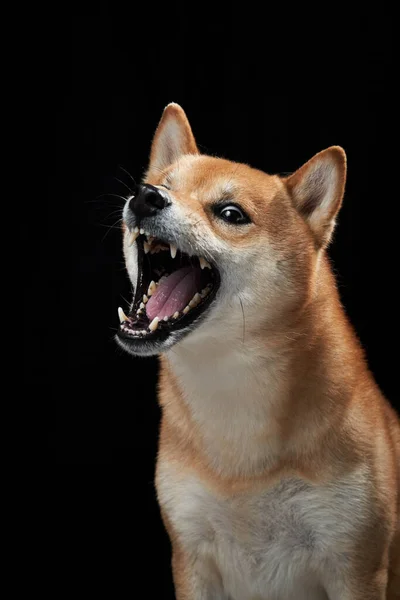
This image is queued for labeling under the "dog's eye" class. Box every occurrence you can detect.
[217,205,250,225]
[159,183,171,190]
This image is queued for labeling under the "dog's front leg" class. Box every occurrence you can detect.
[172,547,227,600]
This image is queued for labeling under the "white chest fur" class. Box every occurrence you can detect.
[156,461,369,600]
[166,343,290,477]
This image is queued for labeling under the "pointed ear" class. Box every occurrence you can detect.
[285,146,347,248]
[145,103,199,179]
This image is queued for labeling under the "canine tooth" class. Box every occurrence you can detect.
[134,226,139,233]
[128,230,139,246]
[149,317,159,331]
[172,311,180,319]
[170,244,177,259]
[140,302,145,309]
[200,287,208,298]
[183,306,190,314]
[163,316,169,322]
[199,257,211,270]
[118,307,129,323]
[140,228,145,235]
[143,241,151,254]
[148,281,157,296]
[143,294,148,303]
[136,308,142,315]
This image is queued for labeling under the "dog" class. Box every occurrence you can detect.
[116,103,400,599]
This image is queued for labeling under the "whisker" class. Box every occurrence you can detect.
[118,165,137,186]
[100,218,123,242]
[86,201,126,209]
[95,193,128,202]
[102,209,123,220]
[114,176,134,195]
[86,204,125,214]
[239,296,246,344]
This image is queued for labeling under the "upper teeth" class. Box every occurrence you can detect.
[118,307,129,323]
[125,232,215,327]
[128,230,139,246]
[199,257,211,270]
[128,232,213,271]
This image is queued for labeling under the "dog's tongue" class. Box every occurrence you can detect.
[146,267,201,321]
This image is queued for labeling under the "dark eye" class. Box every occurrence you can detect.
[159,183,171,190]
[218,204,250,225]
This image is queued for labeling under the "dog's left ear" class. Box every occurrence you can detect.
[145,103,199,179]
[285,147,347,248]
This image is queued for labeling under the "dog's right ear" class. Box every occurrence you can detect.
[145,103,199,179]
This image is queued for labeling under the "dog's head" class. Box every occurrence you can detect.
[116,103,346,356]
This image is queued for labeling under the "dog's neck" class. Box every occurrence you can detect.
[162,259,364,479]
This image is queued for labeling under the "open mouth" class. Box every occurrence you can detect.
[117,228,220,346]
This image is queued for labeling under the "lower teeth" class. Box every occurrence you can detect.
[120,278,214,336]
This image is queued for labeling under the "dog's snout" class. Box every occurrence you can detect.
[129,184,169,219]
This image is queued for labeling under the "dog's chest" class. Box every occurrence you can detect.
[157,463,367,600]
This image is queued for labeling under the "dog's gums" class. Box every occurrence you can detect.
[117,229,220,340]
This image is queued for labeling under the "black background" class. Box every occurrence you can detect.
[40,5,397,597]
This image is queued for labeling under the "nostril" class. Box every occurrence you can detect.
[129,184,169,219]
[146,189,167,209]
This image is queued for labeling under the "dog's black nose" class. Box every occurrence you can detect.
[129,184,169,219]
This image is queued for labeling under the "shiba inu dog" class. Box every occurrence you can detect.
[116,104,400,599]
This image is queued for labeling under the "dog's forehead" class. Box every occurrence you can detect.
[168,155,282,202]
